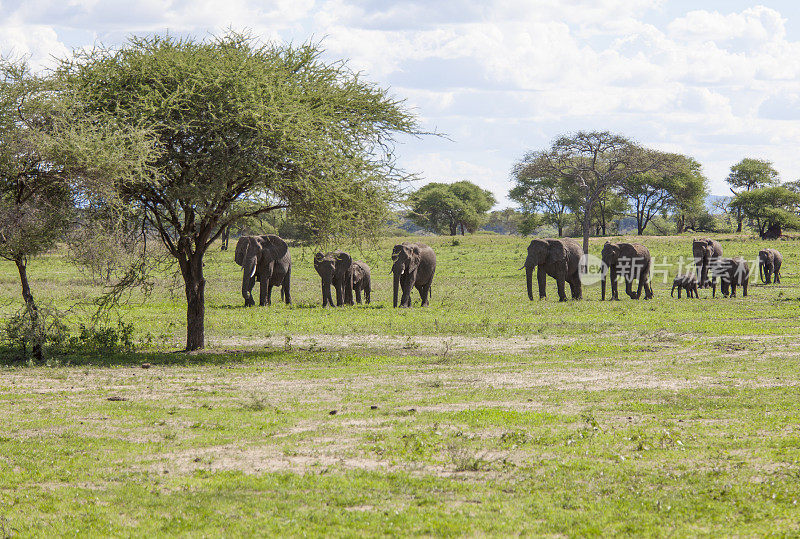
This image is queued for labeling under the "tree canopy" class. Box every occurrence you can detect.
[514,131,677,251]
[726,158,780,232]
[58,32,421,350]
[729,186,800,239]
[409,181,496,235]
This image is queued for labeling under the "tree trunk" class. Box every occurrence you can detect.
[558,224,563,237]
[736,207,743,232]
[449,222,457,236]
[15,257,42,362]
[181,251,206,351]
[582,212,591,255]
[460,223,465,235]
[676,214,684,234]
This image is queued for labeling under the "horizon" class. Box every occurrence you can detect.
[3,0,800,207]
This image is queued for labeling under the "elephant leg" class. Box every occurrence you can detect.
[537,268,547,299]
[354,285,362,304]
[266,283,274,306]
[775,270,781,284]
[244,275,256,307]
[282,270,291,304]
[556,276,567,302]
[568,276,580,300]
[419,284,431,306]
[334,282,343,306]
[742,279,748,297]
[321,282,329,307]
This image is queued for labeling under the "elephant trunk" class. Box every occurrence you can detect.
[671,282,676,297]
[760,262,766,283]
[600,262,609,301]
[393,268,400,308]
[525,264,534,301]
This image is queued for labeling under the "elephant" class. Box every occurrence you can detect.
[692,238,723,288]
[234,234,291,307]
[391,242,436,307]
[601,242,653,300]
[314,250,350,307]
[349,260,372,305]
[524,238,582,302]
[671,274,699,298]
[711,257,750,298]
[759,248,782,284]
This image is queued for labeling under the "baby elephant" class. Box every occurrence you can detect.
[759,248,782,284]
[671,274,699,298]
[349,260,372,305]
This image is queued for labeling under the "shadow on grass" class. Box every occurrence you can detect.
[0,346,290,368]
[211,303,387,310]
[0,346,401,369]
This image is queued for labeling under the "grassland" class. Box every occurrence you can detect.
[1,233,799,536]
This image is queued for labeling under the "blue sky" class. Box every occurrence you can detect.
[3,1,800,206]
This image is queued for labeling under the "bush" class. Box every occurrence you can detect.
[2,309,135,363]
[3,303,69,361]
[68,322,135,355]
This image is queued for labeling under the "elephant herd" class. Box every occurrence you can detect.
[524,237,784,302]
[234,235,436,308]
[233,234,783,308]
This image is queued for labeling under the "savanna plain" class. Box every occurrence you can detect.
[1,234,799,536]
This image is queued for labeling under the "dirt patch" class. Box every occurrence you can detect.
[213,333,574,355]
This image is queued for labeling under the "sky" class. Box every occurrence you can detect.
[3,0,800,207]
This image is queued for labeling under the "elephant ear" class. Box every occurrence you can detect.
[234,236,250,267]
[547,240,567,264]
[265,234,288,258]
[336,251,352,266]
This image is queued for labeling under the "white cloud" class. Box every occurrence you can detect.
[3,0,800,198]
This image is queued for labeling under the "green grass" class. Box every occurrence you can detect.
[1,233,800,535]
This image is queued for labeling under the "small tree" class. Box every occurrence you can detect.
[516,132,677,253]
[726,158,780,232]
[60,33,420,350]
[729,186,800,239]
[0,59,147,360]
[409,181,495,235]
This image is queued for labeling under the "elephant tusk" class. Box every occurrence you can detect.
[249,265,257,279]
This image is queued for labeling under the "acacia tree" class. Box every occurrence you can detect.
[670,158,708,233]
[409,181,495,235]
[729,186,800,239]
[59,33,419,350]
[517,132,677,253]
[622,155,708,235]
[509,166,578,237]
[726,158,780,232]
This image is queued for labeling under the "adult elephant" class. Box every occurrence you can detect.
[524,238,582,302]
[711,257,750,298]
[759,248,782,284]
[391,242,436,308]
[600,242,653,300]
[692,238,723,288]
[314,250,353,307]
[234,234,291,307]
